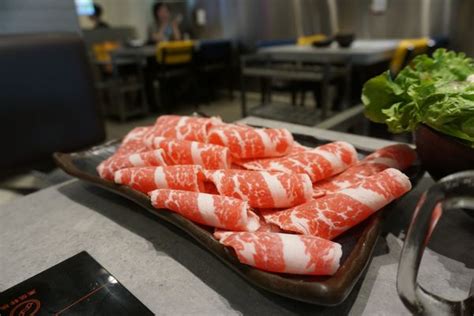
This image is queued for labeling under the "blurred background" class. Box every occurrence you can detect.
[0,0,471,201]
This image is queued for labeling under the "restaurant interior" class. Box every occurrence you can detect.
[0,0,473,315]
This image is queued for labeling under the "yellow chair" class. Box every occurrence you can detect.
[390,38,430,75]
[297,34,327,46]
[156,40,194,64]
[154,40,197,112]
[92,41,120,63]
[91,41,120,74]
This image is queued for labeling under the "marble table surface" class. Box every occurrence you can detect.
[1,117,472,315]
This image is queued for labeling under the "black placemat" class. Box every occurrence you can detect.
[0,251,153,316]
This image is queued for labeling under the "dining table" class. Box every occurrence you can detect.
[112,45,157,59]
[241,39,400,123]
[1,116,472,315]
[112,40,399,65]
[257,39,399,65]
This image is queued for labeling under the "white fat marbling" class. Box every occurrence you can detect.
[128,153,145,166]
[246,210,261,232]
[288,211,311,234]
[260,172,288,207]
[254,129,274,156]
[339,187,387,210]
[197,194,221,227]
[154,167,169,189]
[191,141,203,166]
[114,170,124,184]
[281,234,313,274]
[235,236,257,266]
[322,242,342,275]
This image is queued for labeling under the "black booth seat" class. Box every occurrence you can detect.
[0,33,105,174]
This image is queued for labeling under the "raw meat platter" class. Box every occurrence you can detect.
[54,115,423,305]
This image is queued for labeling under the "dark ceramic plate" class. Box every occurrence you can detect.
[54,133,423,305]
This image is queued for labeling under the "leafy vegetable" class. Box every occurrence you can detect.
[362,49,474,147]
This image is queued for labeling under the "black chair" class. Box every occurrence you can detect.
[255,39,298,105]
[153,41,197,112]
[0,33,105,175]
[195,39,234,102]
[94,52,149,121]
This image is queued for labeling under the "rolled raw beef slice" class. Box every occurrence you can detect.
[243,141,358,183]
[144,115,222,144]
[364,144,416,170]
[314,144,416,194]
[208,124,294,159]
[255,221,283,233]
[116,126,152,156]
[97,149,167,181]
[151,137,231,169]
[215,231,342,275]
[313,163,385,197]
[114,165,206,193]
[214,219,281,237]
[265,168,412,239]
[122,126,150,143]
[207,169,313,208]
[288,141,313,154]
[215,209,283,235]
[230,140,311,168]
[149,189,260,232]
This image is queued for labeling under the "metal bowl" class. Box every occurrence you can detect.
[335,33,354,48]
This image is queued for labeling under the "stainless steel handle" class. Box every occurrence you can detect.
[397,171,474,315]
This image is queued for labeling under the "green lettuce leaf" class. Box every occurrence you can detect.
[362,48,474,147]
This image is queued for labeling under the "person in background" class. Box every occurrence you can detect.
[89,3,109,29]
[148,2,182,43]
